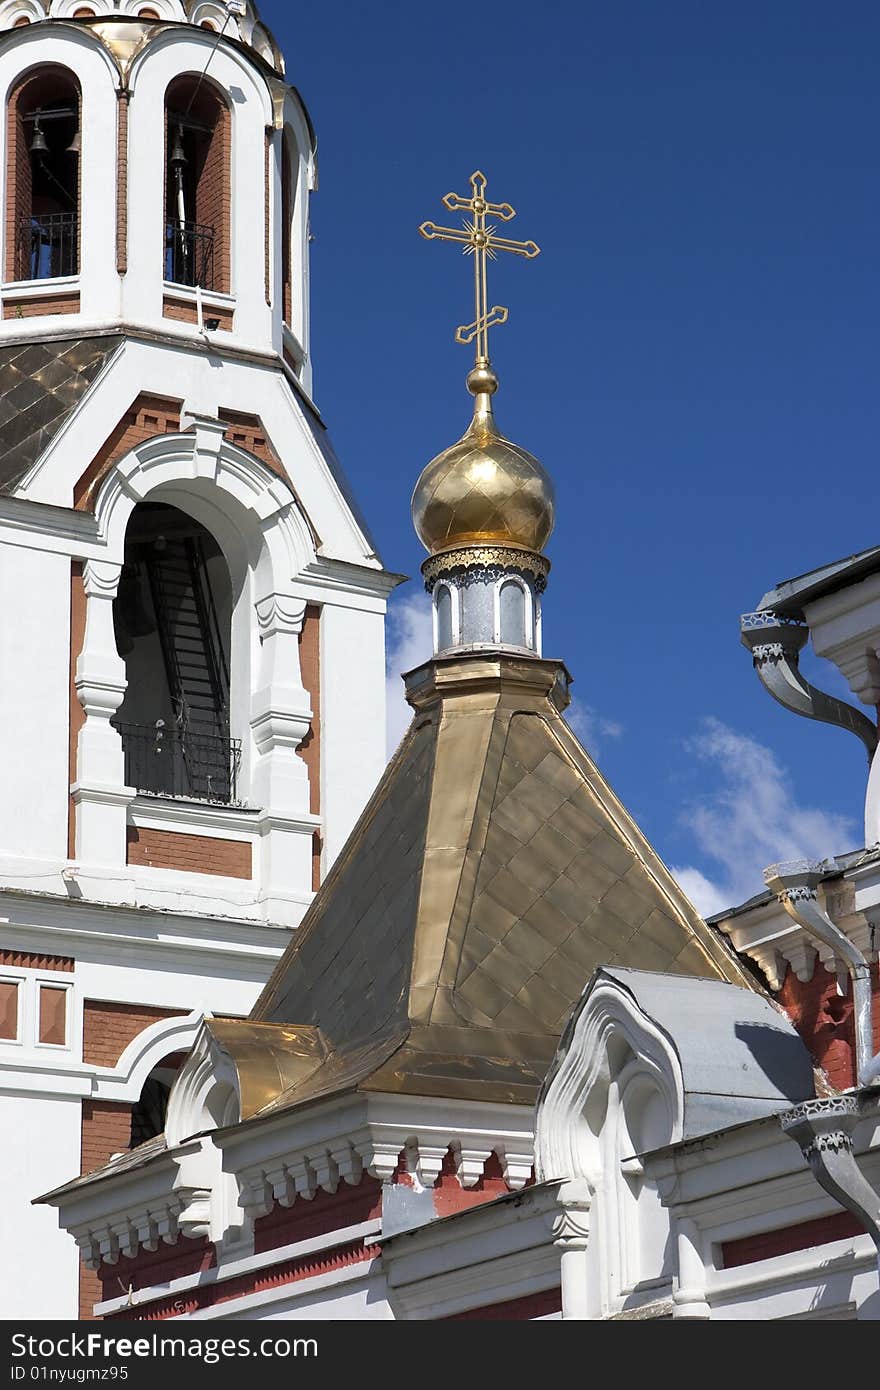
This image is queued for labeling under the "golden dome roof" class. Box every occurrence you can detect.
[411,365,555,556]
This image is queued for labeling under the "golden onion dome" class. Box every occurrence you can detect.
[411,365,555,556]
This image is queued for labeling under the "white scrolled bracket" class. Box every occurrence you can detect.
[764,860,880,1088]
[741,612,877,761]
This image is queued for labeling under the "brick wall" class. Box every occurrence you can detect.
[82,999,184,1068]
[126,825,252,880]
[79,1099,132,1318]
[0,949,73,971]
[196,91,231,294]
[778,959,880,1091]
[73,393,181,509]
[5,75,32,282]
[162,295,233,330]
[79,1002,191,1316]
[298,604,321,890]
[98,1240,214,1312]
[2,293,81,319]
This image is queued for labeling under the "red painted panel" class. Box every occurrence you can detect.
[721,1210,864,1269]
[253,1174,382,1254]
[447,1287,562,1320]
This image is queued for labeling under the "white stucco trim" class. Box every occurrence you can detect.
[93,1216,383,1317]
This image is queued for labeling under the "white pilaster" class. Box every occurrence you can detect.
[252,592,319,919]
[71,559,134,866]
[553,1181,591,1320]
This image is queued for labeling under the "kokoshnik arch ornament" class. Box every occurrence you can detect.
[414,173,554,659]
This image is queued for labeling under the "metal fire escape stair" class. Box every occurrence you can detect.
[143,536,233,799]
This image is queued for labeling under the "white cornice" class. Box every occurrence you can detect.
[0,885,289,969]
[129,797,262,837]
[714,882,877,990]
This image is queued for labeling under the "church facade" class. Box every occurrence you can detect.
[2,1,880,1325]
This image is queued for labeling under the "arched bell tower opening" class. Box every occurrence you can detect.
[164,74,231,293]
[112,501,238,804]
[6,64,80,282]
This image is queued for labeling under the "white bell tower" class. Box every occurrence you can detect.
[0,1,397,1319]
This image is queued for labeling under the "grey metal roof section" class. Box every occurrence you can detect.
[601,966,815,1137]
[0,336,122,495]
[706,845,876,924]
[37,1132,169,1202]
[757,543,880,619]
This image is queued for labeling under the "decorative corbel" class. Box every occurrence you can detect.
[741,611,877,759]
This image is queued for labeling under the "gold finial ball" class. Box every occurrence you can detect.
[466,363,498,396]
[411,383,555,556]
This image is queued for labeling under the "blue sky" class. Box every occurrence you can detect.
[265,0,880,913]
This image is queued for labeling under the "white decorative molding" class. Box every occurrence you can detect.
[536,975,684,1186]
[716,888,879,995]
[92,1009,204,1105]
[214,1093,536,1227]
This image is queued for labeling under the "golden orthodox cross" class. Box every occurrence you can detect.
[419,171,540,367]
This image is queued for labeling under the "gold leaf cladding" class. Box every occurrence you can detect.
[246,653,756,1120]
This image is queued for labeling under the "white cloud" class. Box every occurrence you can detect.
[566,698,623,756]
[385,592,432,757]
[670,717,855,917]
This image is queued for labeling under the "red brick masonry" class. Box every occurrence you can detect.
[126,826,252,879]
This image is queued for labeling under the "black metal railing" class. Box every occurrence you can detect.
[164,219,215,290]
[19,212,78,281]
[113,720,241,804]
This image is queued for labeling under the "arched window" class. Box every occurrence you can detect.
[130,1054,185,1146]
[499,578,527,647]
[6,66,81,282]
[112,501,238,803]
[436,584,453,651]
[164,75,230,293]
